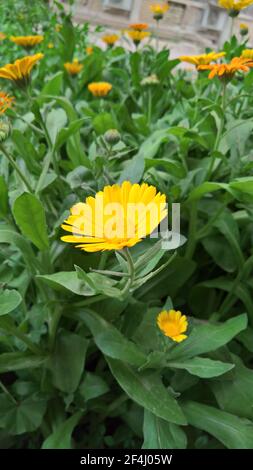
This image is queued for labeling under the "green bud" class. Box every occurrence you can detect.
[0,120,11,142]
[228,9,239,18]
[141,74,160,87]
[104,129,121,145]
[154,13,163,21]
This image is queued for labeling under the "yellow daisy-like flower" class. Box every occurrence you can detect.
[0,53,44,88]
[129,23,149,31]
[48,42,54,49]
[64,59,83,76]
[86,46,93,55]
[102,34,119,46]
[127,30,151,45]
[0,91,14,114]
[198,56,253,79]
[0,32,6,41]
[241,49,253,59]
[179,51,226,67]
[219,0,253,11]
[88,82,112,97]
[150,3,169,19]
[157,310,188,343]
[240,23,248,29]
[61,182,167,252]
[10,35,44,49]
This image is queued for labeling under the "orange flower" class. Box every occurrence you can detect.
[10,35,44,49]
[0,54,44,88]
[0,91,14,114]
[157,310,188,343]
[0,32,6,41]
[198,57,253,79]
[129,23,149,31]
[88,82,112,97]
[64,59,83,75]
[102,34,119,46]
[127,30,151,45]
[86,46,93,55]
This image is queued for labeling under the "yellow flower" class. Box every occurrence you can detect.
[64,59,83,75]
[219,0,253,11]
[0,54,44,87]
[241,49,253,59]
[198,56,253,79]
[240,23,248,29]
[0,32,6,41]
[102,34,119,46]
[129,23,149,31]
[150,3,169,19]
[55,24,62,32]
[86,46,93,55]
[0,91,14,114]
[127,30,151,45]
[179,51,226,66]
[157,310,188,343]
[61,182,167,252]
[48,42,54,49]
[88,82,112,97]
[10,35,44,49]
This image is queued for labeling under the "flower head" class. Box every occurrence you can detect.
[0,54,44,88]
[86,46,93,55]
[218,0,253,16]
[88,82,112,97]
[241,49,253,59]
[64,58,83,75]
[127,30,151,45]
[61,182,167,252]
[150,3,169,20]
[0,32,6,41]
[0,91,14,114]
[10,35,44,49]
[102,34,119,46]
[55,24,62,32]
[129,23,149,31]
[157,310,188,343]
[48,42,54,49]
[141,73,160,86]
[240,23,249,35]
[180,51,225,67]
[198,56,253,80]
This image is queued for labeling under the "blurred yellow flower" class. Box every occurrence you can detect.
[219,0,253,11]
[0,32,6,41]
[86,46,93,55]
[240,23,248,29]
[10,35,44,49]
[180,51,226,66]
[48,42,54,49]
[127,30,151,45]
[198,57,253,79]
[88,82,112,97]
[0,91,14,114]
[55,24,62,32]
[64,58,83,75]
[150,3,169,19]
[241,49,253,59]
[102,34,119,46]
[129,23,149,31]
[61,182,167,252]
[157,310,188,343]
[0,53,44,87]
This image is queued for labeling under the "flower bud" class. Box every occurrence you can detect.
[240,24,248,36]
[153,13,164,21]
[228,9,239,18]
[141,74,160,87]
[0,120,11,142]
[104,129,121,145]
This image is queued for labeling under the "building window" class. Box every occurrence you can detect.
[201,4,226,31]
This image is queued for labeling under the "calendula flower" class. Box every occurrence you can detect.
[61,182,167,252]
[0,53,44,88]
[198,56,253,80]
[218,0,253,16]
[0,121,11,142]
[88,82,112,97]
[86,46,93,55]
[0,32,6,41]
[180,51,226,67]
[102,34,119,46]
[129,23,149,31]
[48,42,54,49]
[0,91,14,114]
[10,35,44,49]
[150,3,169,20]
[64,59,83,75]
[127,30,151,46]
[241,49,253,59]
[157,310,188,343]
[240,23,249,36]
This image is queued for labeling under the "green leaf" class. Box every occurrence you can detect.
[183,400,253,449]
[0,175,8,217]
[92,112,117,135]
[46,108,67,145]
[0,289,22,316]
[78,310,146,367]
[37,271,97,296]
[49,330,89,393]
[145,158,185,178]
[0,352,46,373]
[13,193,49,251]
[79,372,109,401]
[219,119,253,156]
[143,410,187,449]
[168,314,247,361]
[0,394,47,435]
[107,357,187,426]
[167,357,234,378]
[54,118,87,151]
[187,182,227,202]
[42,412,82,449]
[40,71,63,97]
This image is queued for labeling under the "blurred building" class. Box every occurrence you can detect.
[61,0,253,56]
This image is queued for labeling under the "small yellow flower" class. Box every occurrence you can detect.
[0,32,6,41]
[129,23,149,31]
[48,42,54,49]
[240,23,248,29]
[180,51,226,67]
[0,54,44,88]
[150,3,169,19]
[127,30,151,45]
[241,49,253,59]
[86,46,93,55]
[88,82,112,97]
[198,56,253,80]
[61,181,167,252]
[157,310,188,343]
[240,23,249,35]
[55,24,62,32]
[64,59,83,75]
[0,91,14,114]
[219,0,253,11]
[102,34,119,46]
[10,35,44,49]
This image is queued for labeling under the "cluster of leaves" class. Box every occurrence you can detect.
[1,0,253,450]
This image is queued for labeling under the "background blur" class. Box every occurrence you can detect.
[56,0,253,57]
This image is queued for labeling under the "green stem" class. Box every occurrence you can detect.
[0,381,18,405]
[185,201,198,260]
[48,309,62,351]
[35,149,54,195]
[147,87,152,125]
[121,247,135,296]
[1,321,41,355]
[0,143,33,193]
